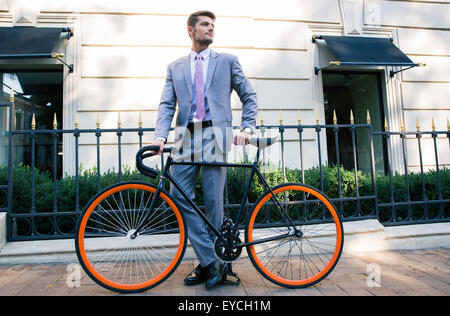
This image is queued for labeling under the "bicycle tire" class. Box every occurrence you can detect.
[75,181,187,293]
[245,183,344,288]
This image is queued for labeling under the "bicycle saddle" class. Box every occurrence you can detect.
[249,136,279,148]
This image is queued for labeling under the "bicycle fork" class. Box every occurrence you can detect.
[129,177,165,240]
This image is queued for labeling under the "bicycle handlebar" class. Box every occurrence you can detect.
[136,145,171,179]
[136,136,279,178]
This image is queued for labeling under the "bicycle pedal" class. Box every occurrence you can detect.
[222,273,240,285]
[221,263,241,285]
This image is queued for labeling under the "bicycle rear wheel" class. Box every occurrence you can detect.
[75,181,187,293]
[245,183,343,288]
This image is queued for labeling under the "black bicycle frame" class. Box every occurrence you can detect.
[131,148,299,248]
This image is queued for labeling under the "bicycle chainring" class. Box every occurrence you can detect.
[214,219,242,262]
[214,235,242,262]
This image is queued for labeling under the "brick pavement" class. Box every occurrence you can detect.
[0,248,448,296]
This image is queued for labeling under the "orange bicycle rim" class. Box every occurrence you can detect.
[247,184,343,287]
[77,183,185,291]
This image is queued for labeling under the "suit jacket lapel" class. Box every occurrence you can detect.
[206,50,218,94]
[183,55,192,99]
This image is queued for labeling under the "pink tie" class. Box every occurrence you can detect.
[195,54,206,120]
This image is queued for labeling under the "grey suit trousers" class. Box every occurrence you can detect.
[169,126,226,267]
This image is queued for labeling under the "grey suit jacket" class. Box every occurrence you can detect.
[155,50,257,153]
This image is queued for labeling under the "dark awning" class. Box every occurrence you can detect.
[0,26,69,59]
[313,35,421,76]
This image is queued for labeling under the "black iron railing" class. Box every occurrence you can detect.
[0,97,449,241]
[373,127,449,226]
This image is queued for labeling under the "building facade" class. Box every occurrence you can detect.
[0,0,449,176]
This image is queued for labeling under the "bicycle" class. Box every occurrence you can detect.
[75,136,344,293]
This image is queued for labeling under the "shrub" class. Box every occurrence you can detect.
[0,163,448,234]
[0,164,158,214]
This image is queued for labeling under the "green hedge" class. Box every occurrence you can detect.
[0,164,159,214]
[0,163,448,223]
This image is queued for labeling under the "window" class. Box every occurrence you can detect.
[1,69,63,177]
[322,71,387,174]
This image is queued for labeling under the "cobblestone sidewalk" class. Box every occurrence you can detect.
[0,248,448,296]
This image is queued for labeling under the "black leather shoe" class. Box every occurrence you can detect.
[184,264,209,285]
[205,260,226,289]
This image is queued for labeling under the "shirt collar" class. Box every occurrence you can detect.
[190,47,210,62]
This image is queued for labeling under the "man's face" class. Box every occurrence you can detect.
[188,15,215,46]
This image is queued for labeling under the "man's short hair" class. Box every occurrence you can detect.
[187,10,216,27]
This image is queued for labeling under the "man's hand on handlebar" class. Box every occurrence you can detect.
[151,139,165,155]
[152,129,253,152]
[234,130,251,146]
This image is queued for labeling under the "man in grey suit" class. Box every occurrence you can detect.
[151,10,257,289]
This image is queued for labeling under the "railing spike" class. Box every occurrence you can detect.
[297,110,301,125]
[416,118,420,132]
[367,109,371,124]
[316,111,319,125]
[260,110,264,126]
[384,117,389,131]
[75,112,79,129]
[96,113,100,129]
[279,110,283,125]
[9,88,14,102]
[350,109,354,124]
[138,112,143,128]
[53,113,57,129]
[431,117,435,131]
[333,109,337,125]
[31,113,36,130]
[118,112,122,129]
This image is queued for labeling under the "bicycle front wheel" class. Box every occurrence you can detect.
[75,181,187,293]
[246,183,343,288]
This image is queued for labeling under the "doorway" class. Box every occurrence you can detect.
[1,69,63,177]
[322,71,387,174]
